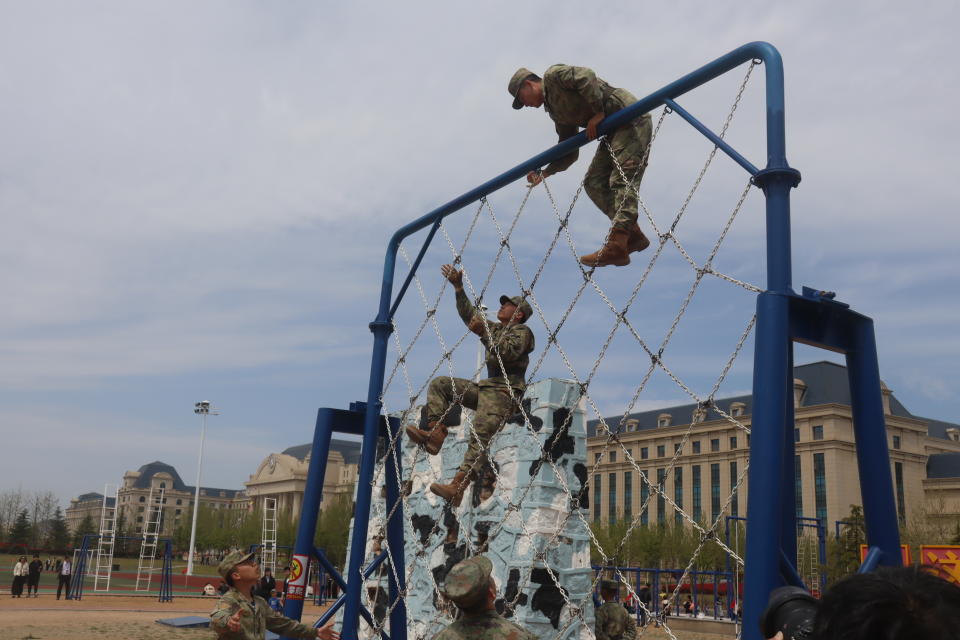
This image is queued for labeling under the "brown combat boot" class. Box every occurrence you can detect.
[578,228,631,267]
[405,422,448,455]
[627,223,651,253]
[430,471,470,507]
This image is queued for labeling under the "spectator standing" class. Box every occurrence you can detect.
[637,583,651,626]
[258,567,277,599]
[268,589,283,613]
[56,555,71,600]
[27,554,42,597]
[11,556,28,597]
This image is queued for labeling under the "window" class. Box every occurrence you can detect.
[626,448,632,459]
[136,516,143,523]
[159,482,166,489]
[892,435,901,450]
[176,499,182,506]
[136,526,142,533]
[710,439,720,452]
[674,467,683,525]
[710,463,721,523]
[641,447,649,460]
[624,472,633,523]
[137,506,144,513]
[692,441,701,454]
[610,451,617,463]
[656,469,666,524]
[794,428,800,443]
[657,413,672,428]
[657,445,665,458]
[674,443,682,454]
[812,425,824,441]
[640,472,649,525]
[692,465,702,523]
[175,509,182,515]
[731,402,745,417]
[595,453,602,463]
[795,455,803,519]
[594,475,602,522]
[813,453,827,522]
[162,498,167,504]
[729,436,737,450]
[730,461,738,516]
[609,473,617,524]
[139,496,145,503]
[895,462,905,523]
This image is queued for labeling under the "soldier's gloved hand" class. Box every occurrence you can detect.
[467,316,486,336]
[586,112,605,140]
[317,622,341,640]
[526,170,544,186]
[440,264,463,290]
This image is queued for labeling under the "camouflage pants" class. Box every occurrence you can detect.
[426,376,520,474]
[583,114,652,231]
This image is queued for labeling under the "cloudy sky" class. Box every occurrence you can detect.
[2,1,957,507]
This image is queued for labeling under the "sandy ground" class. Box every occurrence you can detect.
[0,596,731,640]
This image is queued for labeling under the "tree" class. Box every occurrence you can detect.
[45,507,70,552]
[9,509,32,548]
[315,496,354,569]
[72,514,97,548]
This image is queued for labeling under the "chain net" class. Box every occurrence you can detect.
[352,60,765,640]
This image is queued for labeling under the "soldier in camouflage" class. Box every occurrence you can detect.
[596,579,638,640]
[434,556,537,640]
[509,65,653,268]
[406,264,535,507]
[210,550,339,640]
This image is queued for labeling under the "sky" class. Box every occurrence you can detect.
[1,1,958,507]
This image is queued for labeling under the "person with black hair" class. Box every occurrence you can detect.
[767,566,960,640]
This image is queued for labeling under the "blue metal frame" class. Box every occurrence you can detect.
[284,40,902,639]
[69,534,173,602]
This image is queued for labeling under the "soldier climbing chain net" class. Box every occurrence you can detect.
[362,60,764,640]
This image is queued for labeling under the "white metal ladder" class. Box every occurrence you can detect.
[93,484,119,592]
[135,486,165,591]
[261,498,278,576]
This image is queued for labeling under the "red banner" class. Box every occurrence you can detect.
[919,545,960,585]
[859,544,911,566]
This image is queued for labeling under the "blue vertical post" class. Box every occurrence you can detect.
[845,320,902,566]
[779,350,797,568]
[382,414,408,640]
[282,409,335,631]
[743,292,792,640]
[342,316,394,640]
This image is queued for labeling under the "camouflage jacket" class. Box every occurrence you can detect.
[433,610,539,640]
[541,64,649,176]
[456,289,534,389]
[596,601,637,640]
[210,587,316,640]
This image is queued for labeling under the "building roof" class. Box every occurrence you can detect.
[131,461,242,498]
[282,438,363,465]
[74,492,114,507]
[585,361,957,439]
[927,453,960,479]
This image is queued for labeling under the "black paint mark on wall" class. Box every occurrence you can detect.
[530,567,568,628]
[497,568,529,618]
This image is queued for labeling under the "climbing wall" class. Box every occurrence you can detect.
[347,377,595,640]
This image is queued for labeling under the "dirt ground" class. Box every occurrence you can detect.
[0,595,731,640]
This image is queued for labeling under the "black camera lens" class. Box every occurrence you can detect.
[760,586,819,640]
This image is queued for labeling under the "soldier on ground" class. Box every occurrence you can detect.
[509,65,653,268]
[209,550,339,640]
[434,556,537,640]
[596,579,638,640]
[406,264,535,506]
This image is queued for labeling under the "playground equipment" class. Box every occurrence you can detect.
[136,485,165,591]
[69,533,173,601]
[261,497,279,576]
[92,483,119,592]
[280,41,902,640]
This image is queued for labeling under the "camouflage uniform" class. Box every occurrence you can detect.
[426,291,535,475]
[595,601,637,640]
[434,556,538,640]
[540,65,652,231]
[210,550,317,640]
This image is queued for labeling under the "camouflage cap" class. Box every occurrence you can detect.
[218,550,256,581]
[499,295,533,323]
[600,579,620,591]
[508,67,535,109]
[442,555,493,608]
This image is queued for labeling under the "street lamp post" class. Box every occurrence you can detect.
[186,400,219,576]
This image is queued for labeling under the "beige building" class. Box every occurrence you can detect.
[245,439,361,518]
[586,361,960,530]
[67,462,248,538]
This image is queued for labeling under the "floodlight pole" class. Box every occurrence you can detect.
[187,400,218,576]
